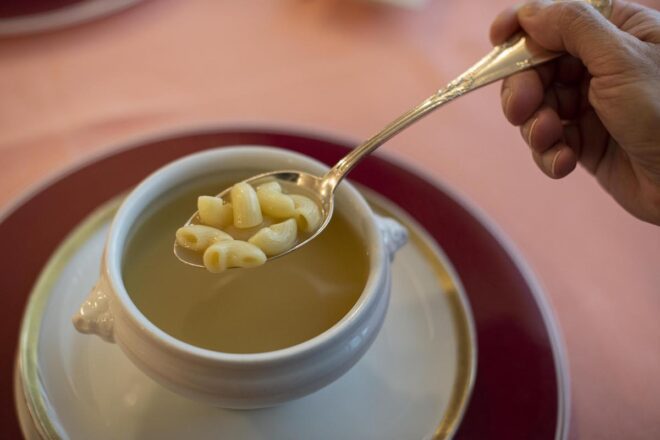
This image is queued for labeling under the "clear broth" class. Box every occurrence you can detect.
[122,172,369,354]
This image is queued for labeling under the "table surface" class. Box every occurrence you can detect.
[1,0,658,438]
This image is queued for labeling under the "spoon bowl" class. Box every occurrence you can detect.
[173,170,334,267]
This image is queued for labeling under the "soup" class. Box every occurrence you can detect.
[122,172,369,354]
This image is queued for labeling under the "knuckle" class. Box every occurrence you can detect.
[555,1,594,30]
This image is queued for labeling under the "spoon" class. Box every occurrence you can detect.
[176,0,611,268]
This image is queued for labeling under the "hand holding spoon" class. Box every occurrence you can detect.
[175,0,612,268]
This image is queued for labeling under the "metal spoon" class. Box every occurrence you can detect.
[176,0,611,267]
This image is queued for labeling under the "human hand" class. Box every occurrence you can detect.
[491,0,660,225]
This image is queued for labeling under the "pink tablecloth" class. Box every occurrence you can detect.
[1,0,658,438]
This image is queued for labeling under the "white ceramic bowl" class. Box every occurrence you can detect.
[72,146,407,408]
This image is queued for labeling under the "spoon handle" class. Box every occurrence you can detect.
[321,0,612,193]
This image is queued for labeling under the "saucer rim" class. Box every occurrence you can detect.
[364,187,477,439]
[387,151,570,440]
[17,197,122,439]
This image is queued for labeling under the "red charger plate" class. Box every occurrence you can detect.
[0,127,568,439]
[0,0,142,36]
[0,1,85,19]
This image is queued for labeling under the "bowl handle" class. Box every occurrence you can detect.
[374,215,408,260]
[72,275,115,343]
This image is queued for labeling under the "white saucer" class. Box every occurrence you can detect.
[16,190,476,440]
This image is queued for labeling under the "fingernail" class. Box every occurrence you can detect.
[527,117,538,149]
[550,149,562,177]
[519,0,548,18]
[502,87,512,114]
[518,3,535,17]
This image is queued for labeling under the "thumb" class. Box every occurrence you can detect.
[518,0,631,76]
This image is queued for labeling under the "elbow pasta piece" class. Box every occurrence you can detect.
[176,225,233,252]
[231,182,263,228]
[256,186,296,219]
[198,196,233,228]
[256,181,282,193]
[177,180,327,272]
[290,194,322,233]
[248,218,298,256]
[203,240,267,273]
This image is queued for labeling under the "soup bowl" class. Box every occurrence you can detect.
[72,146,407,408]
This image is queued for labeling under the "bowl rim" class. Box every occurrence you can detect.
[104,146,388,364]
